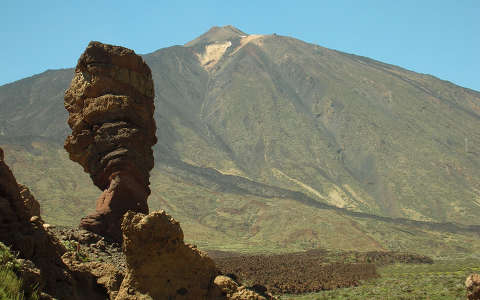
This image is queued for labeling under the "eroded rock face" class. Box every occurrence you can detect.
[19,184,41,217]
[64,41,157,241]
[0,147,63,284]
[0,147,109,299]
[0,147,27,238]
[467,274,480,300]
[117,210,218,300]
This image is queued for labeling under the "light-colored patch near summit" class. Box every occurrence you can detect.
[195,41,232,70]
[272,168,326,200]
[230,34,264,56]
[195,35,264,71]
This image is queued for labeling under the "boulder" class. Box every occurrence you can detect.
[212,275,272,300]
[117,210,218,300]
[214,275,239,295]
[64,41,157,241]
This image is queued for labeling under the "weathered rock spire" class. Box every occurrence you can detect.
[64,41,157,241]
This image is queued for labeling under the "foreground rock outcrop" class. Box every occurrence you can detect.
[0,147,110,299]
[64,41,157,241]
[50,213,274,300]
[0,146,62,296]
[116,210,273,300]
[117,210,218,299]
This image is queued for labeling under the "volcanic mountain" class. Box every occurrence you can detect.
[1,26,479,256]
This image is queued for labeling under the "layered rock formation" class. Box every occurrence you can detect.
[64,41,157,241]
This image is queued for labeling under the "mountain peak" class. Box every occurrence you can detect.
[185,25,247,47]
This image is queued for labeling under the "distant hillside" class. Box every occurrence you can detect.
[1,26,480,257]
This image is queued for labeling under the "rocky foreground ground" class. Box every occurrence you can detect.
[49,225,437,296]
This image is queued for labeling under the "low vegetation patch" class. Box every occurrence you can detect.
[282,259,480,299]
[61,239,90,262]
[0,242,38,300]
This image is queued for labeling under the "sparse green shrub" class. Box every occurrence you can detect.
[61,240,89,262]
[281,259,480,299]
[0,242,39,300]
[0,267,23,300]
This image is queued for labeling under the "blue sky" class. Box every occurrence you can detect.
[2,1,479,91]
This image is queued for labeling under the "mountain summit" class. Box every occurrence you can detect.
[0,27,479,255]
[185,25,248,47]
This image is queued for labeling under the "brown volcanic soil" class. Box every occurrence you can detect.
[209,249,378,294]
[49,226,433,296]
[208,249,433,295]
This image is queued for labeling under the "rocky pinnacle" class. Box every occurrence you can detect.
[64,41,157,241]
